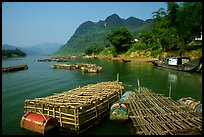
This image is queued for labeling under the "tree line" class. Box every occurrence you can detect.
[2,48,26,58]
[84,2,202,57]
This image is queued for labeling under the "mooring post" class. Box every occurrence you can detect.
[117,73,119,81]
[137,79,141,91]
[169,84,172,97]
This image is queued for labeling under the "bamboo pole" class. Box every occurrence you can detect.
[117,73,119,81]
[59,107,62,127]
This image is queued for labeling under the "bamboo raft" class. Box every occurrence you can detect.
[34,57,70,62]
[23,81,124,134]
[51,63,103,73]
[2,64,28,73]
[128,85,202,135]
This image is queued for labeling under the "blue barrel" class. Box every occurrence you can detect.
[110,91,134,121]
[119,91,134,103]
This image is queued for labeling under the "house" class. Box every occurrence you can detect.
[195,32,202,41]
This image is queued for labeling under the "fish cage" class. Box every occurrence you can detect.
[22,81,124,134]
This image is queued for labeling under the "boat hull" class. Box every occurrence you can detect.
[151,58,201,72]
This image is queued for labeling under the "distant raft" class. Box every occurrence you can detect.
[2,64,28,73]
[51,63,102,73]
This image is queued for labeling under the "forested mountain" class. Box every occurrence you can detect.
[55,14,153,55]
[2,48,26,58]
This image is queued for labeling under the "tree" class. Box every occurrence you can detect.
[176,2,202,46]
[84,45,103,55]
[167,2,179,27]
[106,27,132,53]
[152,8,166,21]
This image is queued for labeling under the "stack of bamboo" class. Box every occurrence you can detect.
[23,81,124,134]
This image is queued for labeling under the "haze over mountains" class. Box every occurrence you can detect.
[2,43,62,55]
[55,14,153,55]
[3,14,153,56]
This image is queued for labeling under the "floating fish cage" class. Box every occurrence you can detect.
[51,63,102,73]
[22,81,124,134]
[50,64,71,69]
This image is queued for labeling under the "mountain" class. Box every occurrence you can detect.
[2,48,26,58]
[55,14,153,55]
[2,44,18,50]
[25,43,62,55]
[2,43,62,55]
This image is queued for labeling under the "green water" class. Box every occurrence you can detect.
[2,55,202,135]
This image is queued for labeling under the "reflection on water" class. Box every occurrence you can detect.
[168,72,177,84]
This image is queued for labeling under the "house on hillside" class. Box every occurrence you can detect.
[195,32,202,41]
[131,38,139,43]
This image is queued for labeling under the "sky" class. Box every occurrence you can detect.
[2,2,168,47]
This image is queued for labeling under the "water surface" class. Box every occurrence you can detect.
[2,55,202,135]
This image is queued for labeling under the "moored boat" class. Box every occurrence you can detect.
[121,58,131,62]
[150,57,201,71]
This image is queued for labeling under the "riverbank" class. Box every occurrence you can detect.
[96,55,155,62]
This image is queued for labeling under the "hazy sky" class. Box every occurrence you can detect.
[2,2,168,47]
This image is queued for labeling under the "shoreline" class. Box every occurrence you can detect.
[96,55,155,62]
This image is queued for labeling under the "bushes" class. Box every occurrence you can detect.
[100,46,117,56]
[151,50,162,58]
[84,45,103,55]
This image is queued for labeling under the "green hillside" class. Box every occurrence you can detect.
[2,48,27,58]
[54,14,153,55]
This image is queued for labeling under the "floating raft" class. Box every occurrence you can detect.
[22,81,124,134]
[128,86,202,135]
[2,64,28,73]
[51,63,102,73]
[34,57,70,62]
[51,64,71,69]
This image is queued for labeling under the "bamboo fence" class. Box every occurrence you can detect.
[23,81,124,134]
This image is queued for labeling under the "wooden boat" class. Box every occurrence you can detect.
[121,58,131,62]
[150,57,201,71]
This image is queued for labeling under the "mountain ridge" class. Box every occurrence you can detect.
[55,13,153,55]
[2,43,62,55]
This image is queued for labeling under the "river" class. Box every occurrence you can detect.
[2,55,202,135]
